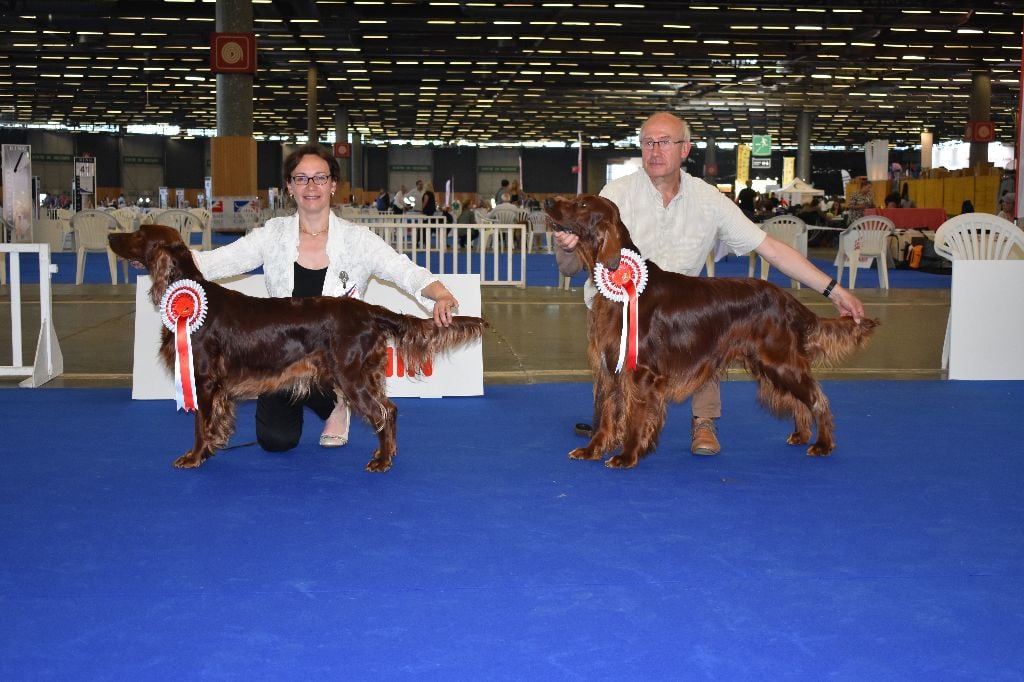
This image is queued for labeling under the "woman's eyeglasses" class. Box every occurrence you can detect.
[290,173,332,186]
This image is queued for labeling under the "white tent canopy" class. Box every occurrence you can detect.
[776,178,825,207]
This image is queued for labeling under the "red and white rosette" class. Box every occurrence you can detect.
[594,248,648,373]
[159,279,208,412]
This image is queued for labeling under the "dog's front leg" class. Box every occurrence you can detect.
[568,369,620,462]
[605,367,666,469]
[173,409,214,468]
[171,384,229,469]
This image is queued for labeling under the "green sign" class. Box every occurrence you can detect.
[34,153,73,163]
[751,135,772,157]
[478,165,519,173]
[389,164,432,172]
[124,155,163,165]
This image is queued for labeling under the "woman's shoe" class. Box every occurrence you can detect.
[319,433,348,448]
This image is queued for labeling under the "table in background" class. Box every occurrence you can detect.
[865,208,947,231]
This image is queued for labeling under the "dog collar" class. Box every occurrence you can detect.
[594,249,648,372]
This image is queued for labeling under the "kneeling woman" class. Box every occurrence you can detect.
[192,144,459,451]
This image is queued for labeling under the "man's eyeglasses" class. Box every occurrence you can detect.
[640,139,687,151]
[290,173,332,186]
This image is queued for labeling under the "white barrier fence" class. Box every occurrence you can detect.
[0,244,64,387]
[368,222,527,288]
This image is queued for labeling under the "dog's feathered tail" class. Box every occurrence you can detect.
[368,304,487,374]
[806,317,879,367]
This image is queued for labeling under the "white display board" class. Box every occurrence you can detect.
[948,260,1024,380]
[131,273,483,399]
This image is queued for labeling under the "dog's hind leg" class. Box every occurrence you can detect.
[339,345,398,472]
[753,361,835,455]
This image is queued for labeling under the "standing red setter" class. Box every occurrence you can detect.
[544,195,878,468]
[109,224,486,472]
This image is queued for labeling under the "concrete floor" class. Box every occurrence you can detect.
[1,265,949,389]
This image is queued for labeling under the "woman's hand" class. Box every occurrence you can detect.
[423,280,459,327]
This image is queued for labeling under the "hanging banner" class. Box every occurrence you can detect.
[175,189,185,208]
[735,144,751,185]
[159,186,168,209]
[865,139,889,182]
[204,176,212,210]
[2,144,33,243]
[782,157,796,187]
[73,156,96,212]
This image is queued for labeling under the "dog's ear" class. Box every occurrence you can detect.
[593,197,625,269]
[148,246,178,306]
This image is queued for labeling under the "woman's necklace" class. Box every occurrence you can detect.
[300,224,327,237]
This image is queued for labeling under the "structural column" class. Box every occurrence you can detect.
[797,111,811,182]
[704,136,718,180]
[212,0,256,197]
[920,131,933,170]
[307,65,318,144]
[968,72,991,169]
[334,108,351,185]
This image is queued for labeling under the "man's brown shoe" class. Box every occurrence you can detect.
[691,417,721,456]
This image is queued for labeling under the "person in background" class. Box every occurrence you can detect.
[494,179,510,206]
[191,144,461,454]
[900,182,916,208]
[884,191,901,209]
[508,178,522,205]
[736,179,758,221]
[846,178,875,224]
[374,188,390,212]
[961,200,975,215]
[796,196,828,227]
[421,181,437,216]
[997,192,1016,221]
[392,184,407,213]
[410,179,425,212]
[554,111,865,457]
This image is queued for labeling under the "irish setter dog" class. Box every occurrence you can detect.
[544,195,878,468]
[109,224,486,472]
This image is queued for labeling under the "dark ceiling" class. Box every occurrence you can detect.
[1,0,1021,149]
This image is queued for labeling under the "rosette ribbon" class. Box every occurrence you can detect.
[594,248,649,373]
[159,280,208,412]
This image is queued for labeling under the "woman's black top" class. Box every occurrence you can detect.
[293,261,327,298]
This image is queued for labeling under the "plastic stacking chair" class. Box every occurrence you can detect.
[528,210,553,253]
[188,207,213,250]
[933,213,1024,369]
[70,209,121,285]
[835,215,896,289]
[934,213,1024,261]
[750,215,808,288]
[150,209,207,249]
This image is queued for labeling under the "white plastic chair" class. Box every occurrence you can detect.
[933,213,1024,369]
[55,208,76,250]
[750,215,808,288]
[150,209,206,249]
[188,207,213,250]
[836,215,896,289]
[527,210,553,253]
[70,209,121,285]
[483,204,527,250]
[238,205,262,233]
[934,213,1024,261]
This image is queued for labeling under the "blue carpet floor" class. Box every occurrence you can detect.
[1,381,1021,680]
